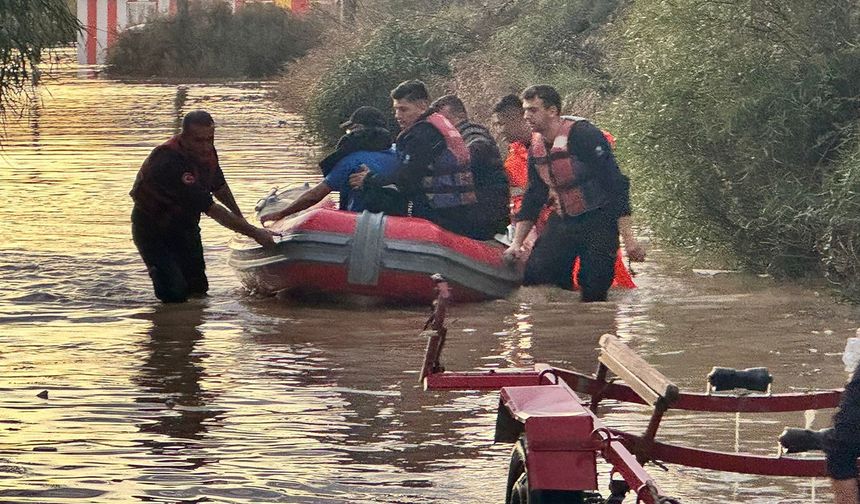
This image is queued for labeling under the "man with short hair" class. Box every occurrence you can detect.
[503,85,645,302]
[492,93,539,221]
[350,80,494,240]
[261,106,404,222]
[431,94,509,237]
[131,110,276,303]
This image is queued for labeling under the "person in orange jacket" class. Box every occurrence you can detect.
[492,93,638,292]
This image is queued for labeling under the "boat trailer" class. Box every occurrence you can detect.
[418,277,847,503]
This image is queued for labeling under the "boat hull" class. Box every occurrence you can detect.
[229,208,521,303]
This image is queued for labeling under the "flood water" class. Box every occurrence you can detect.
[1,57,858,504]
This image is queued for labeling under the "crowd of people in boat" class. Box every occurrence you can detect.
[263,80,645,300]
[130,79,646,305]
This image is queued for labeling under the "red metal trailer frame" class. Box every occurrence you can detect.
[418,279,849,503]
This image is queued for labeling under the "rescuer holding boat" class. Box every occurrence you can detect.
[131,110,276,303]
[502,85,645,302]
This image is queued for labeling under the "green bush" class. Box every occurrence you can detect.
[488,0,620,94]
[106,2,322,79]
[606,0,860,277]
[303,10,479,143]
[818,127,860,301]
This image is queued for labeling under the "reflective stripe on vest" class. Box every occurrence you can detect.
[530,120,607,218]
[420,113,477,208]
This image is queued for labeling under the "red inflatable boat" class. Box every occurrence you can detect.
[228,200,522,304]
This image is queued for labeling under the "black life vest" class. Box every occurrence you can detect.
[418,113,477,209]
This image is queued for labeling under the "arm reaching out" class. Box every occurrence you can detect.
[618,215,646,262]
[213,183,244,218]
[260,182,332,224]
[206,202,277,248]
[503,220,536,263]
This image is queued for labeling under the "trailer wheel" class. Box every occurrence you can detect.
[509,472,529,504]
[505,439,528,503]
[505,438,586,504]
[509,472,586,504]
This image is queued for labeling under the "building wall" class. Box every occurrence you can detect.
[76,0,310,66]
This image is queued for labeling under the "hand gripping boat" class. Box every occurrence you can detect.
[228,186,522,303]
[418,279,848,503]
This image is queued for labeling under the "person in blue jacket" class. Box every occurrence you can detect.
[262,106,405,223]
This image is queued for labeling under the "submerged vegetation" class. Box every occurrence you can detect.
[276,0,860,301]
[0,0,80,117]
[106,2,322,79]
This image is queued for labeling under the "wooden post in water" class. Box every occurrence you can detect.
[176,0,189,19]
[340,0,356,24]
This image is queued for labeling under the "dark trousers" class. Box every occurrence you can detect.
[826,363,860,480]
[524,210,619,302]
[132,209,208,303]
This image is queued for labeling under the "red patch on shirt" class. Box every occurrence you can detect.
[181,172,196,185]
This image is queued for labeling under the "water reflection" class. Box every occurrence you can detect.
[29,99,41,151]
[133,303,220,464]
[173,86,189,134]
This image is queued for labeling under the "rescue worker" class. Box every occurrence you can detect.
[261,106,405,223]
[349,80,494,240]
[491,94,548,228]
[502,85,645,302]
[131,110,276,303]
[825,362,860,503]
[429,94,510,237]
[492,93,637,291]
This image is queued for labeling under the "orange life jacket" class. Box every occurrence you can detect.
[419,113,477,209]
[504,141,529,193]
[529,119,609,218]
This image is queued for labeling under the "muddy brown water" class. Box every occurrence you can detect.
[0,57,857,503]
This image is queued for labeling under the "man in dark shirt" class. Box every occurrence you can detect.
[503,85,645,302]
[349,80,497,240]
[130,110,276,303]
[825,362,860,503]
[430,94,510,237]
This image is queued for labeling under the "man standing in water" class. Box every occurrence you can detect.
[503,85,645,302]
[130,110,276,303]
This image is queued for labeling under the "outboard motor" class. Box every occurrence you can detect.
[707,366,773,393]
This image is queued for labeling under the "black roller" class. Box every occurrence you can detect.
[707,366,773,392]
[778,427,832,453]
